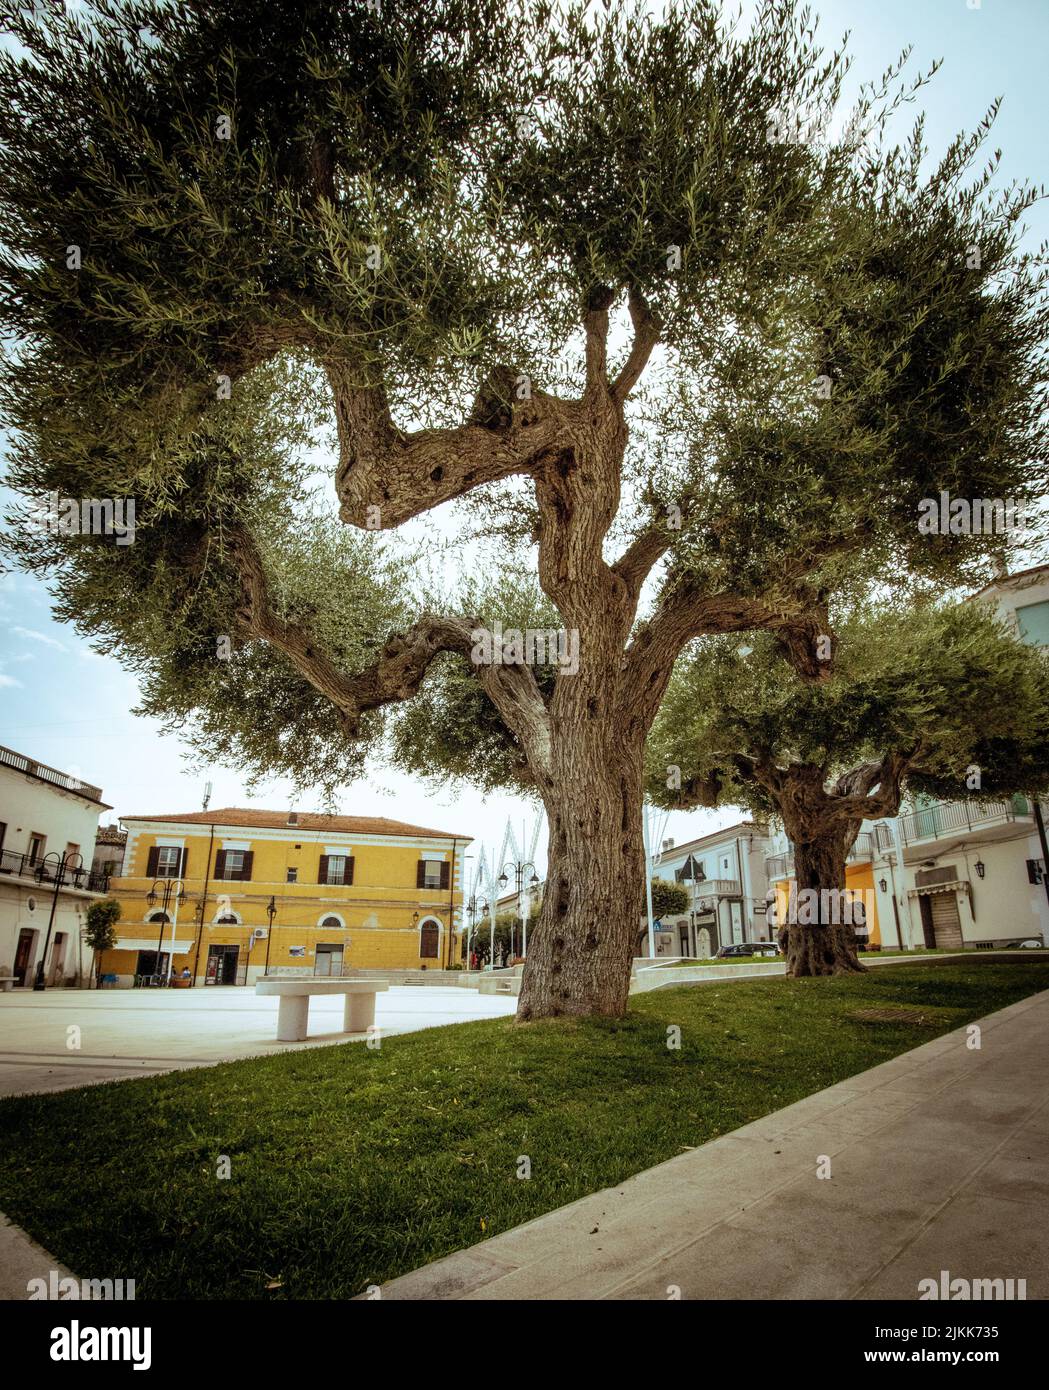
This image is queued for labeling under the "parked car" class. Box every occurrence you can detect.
[1004,938,1046,949]
[715,942,781,959]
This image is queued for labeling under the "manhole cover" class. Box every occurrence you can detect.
[852,1007,933,1025]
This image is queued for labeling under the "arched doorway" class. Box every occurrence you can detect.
[419,918,441,961]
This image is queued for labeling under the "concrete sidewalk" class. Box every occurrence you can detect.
[377,988,1049,1300]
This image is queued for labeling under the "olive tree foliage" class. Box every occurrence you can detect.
[646,600,1049,973]
[1,0,1048,1015]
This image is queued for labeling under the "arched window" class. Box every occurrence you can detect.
[147,911,170,924]
[216,914,238,925]
[320,914,344,929]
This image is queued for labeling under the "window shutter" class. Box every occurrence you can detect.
[417,860,426,889]
[179,848,188,877]
[440,861,450,890]
[240,851,254,882]
[146,846,159,877]
[214,849,226,880]
[319,854,329,885]
[346,856,354,886]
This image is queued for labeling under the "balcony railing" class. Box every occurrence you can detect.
[897,797,1032,846]
[0,743,104,801]
[847,831,874,863]
[765,853,793,880]
[694,878,742,901]
[0,848,109,894]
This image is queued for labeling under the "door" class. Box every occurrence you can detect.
[14,929,34,985]
[730,901,744,944]
[136,950,169,984]
[678,924,690,957]
[930,892,963,950]
[205,944,239,985]
[419,921,439,960]
[918,897,937,949]
[48,932,67,986]
[315,943,344,977]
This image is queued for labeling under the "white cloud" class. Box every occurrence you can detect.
[10,626,65,651]
[0,673,22,688]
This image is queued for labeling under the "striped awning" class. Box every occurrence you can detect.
[906,881,968,898]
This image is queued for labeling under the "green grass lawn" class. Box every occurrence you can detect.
[1,961,1046,1300]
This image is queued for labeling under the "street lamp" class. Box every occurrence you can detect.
[32,851,83,991]
[263,896,277,976]
[465,895,489,968]
[146,876,184,986]
[498,860,540,960]
[974,860,986,879]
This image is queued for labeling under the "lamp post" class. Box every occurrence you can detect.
[33,851,83,991]
[465,895,489,969]
[262,895,278,976]
[146,876,184,986]
[498,860,539,962]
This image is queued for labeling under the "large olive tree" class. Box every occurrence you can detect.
[2,1,1046,1016]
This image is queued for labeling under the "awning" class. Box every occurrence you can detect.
[906,881,969,898]
[115,937,194,952]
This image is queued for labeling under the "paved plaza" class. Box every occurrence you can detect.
[0,984,517,1098]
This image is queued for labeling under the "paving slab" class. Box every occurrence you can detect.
[376,987,1049,1300]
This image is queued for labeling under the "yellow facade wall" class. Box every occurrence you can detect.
[773,864,881,946]
[101,822,467,982]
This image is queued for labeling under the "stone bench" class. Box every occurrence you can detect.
[0,975,16,993]
[254,978,389,1042]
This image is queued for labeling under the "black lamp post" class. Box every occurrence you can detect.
[263,895,277,976]
[498,860,540,960]
[32,851,83,991]
[146,876,183,985]
[974,860,986,879]
[465,895,489,967]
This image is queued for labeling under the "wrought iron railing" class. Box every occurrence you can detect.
[0,847,109,893]
[897,797,1032,845]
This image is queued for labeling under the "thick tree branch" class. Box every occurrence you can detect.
[325,359,578,529]
[228,525,553,776]
[611,286,660,403]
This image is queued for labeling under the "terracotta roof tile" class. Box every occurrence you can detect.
[121,807,469,840]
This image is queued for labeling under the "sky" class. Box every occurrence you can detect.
[1,0,1048,891]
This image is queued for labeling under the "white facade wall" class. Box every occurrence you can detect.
[0,762,108,987]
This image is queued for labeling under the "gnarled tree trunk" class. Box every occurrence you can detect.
[518,729,646,1019]
[780,836,866,977]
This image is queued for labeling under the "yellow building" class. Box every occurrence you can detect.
[771,861,881,945]
[100,808,470,987]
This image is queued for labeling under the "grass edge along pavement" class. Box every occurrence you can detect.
[0,961,1045,1300]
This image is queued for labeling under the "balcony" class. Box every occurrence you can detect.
[0,743,104,802]
[694,878,742,907]
[897,797,1033,847]
[0,848,109,894]
[847,831,874,863]
[764,853,793,880]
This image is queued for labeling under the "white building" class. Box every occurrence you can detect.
[0,745,112,987]
[764,563,1049,951]
[645,821,772,957]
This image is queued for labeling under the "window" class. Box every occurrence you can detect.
[64,843,80,867]
[286,867,298,884]
[418,859,448,890]
[156,846,181,878]
[320,915,344,929]
[319,854,353,886]
[215,914,238,925]
[215,849,253,881]
[1016,599,1049,647]
[28,834,46,865]
[147,911,170,924]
